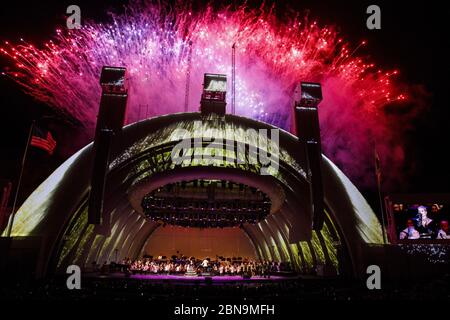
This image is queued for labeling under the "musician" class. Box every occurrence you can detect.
[436,220,449,239]
[431,204,441,214]
[186,260,195,272]
[414,206,435,238]
[261,261,269,278]
[399,219,420,240]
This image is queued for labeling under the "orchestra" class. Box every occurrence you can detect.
[120,256,290,277]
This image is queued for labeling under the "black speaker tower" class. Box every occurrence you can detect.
[200,73,227,116]
[88,66,128,225]
[293,82,324,230]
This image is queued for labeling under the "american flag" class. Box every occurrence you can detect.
[30,126,56,155]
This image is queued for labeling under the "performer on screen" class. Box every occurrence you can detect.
[436,220,449,239]
[414,206,435,238]
[399,219,420,239]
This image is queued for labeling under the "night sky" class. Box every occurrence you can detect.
[0,0,448,210]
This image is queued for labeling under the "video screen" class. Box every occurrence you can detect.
[392,203,450,241]
[203,74,227,92]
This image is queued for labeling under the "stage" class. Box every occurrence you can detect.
[86,272,300,285]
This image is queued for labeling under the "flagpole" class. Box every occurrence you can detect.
[376,173,387,244]
[375,147,387,245]
[5,120,35,237]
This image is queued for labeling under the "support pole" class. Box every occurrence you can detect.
[6,121,34,237]
[232,43,236,115]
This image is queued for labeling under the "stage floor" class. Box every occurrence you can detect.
[89,272,299,284]
[132,274,292,281]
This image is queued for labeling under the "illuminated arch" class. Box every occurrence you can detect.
[4,113,383,276]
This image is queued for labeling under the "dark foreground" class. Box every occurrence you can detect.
[1,273,450,302]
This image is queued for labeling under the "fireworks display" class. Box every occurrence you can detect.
[1,1,418,186]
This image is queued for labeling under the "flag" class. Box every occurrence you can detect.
[374,148,382,184]
[30,126,56,155]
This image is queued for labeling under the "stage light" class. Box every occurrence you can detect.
[142,180,271,227]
